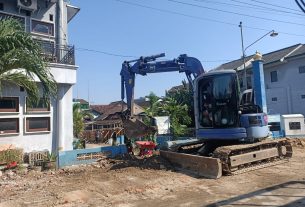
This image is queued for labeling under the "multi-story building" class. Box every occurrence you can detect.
[216,43,305,116]
[0,0,79,152]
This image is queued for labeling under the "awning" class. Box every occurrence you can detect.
[67,4,80,23]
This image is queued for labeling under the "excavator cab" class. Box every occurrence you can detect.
[195,70,249,141]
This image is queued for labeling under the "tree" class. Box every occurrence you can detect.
[0,18,57,104]
[73,103,93,138]
[166,80,195,127]
[162,96,192,138]
[73,103,84,138]
[144,92,163,117]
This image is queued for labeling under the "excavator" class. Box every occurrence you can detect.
[120,53,292,179]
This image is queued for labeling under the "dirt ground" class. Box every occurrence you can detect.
[0,141,305,207]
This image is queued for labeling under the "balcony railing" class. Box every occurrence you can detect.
[38,41,75,65]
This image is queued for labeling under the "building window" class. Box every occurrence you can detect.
[26,97,50,112]
[270,71,278,82]
[49,14,53,21]
[31,19,54,36]
[0,12,25,29]
[26,117,50,132]
[299,66,305,74]
[0,3,4,10]
[301,95,305,99]
[0,118,19,134]
[0,97,19,112]
[272,97,277,102]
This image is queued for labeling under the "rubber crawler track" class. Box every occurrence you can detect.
[212,138,293,175]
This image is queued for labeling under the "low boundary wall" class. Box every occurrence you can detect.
[58,145,127,168]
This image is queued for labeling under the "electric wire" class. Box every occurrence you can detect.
[114,0,305,37]
[249,0,304,13]
[75,47,232,63]
[168,0,305,27]
[192,0,305,18]
[295,0,305,13]
[76,47,137,58]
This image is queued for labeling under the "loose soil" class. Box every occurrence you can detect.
[0,140,305,207]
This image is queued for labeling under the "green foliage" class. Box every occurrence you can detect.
[144,92,163,117]
[73,103,93,138]
[0,148,23,164]
[162,96,192,138]
[0,18,57,105]
[143,89,192,138]
[166,80,195,127]
[73,103,84,138]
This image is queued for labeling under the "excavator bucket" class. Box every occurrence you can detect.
[160,150,222,179]
[122,117,157,138]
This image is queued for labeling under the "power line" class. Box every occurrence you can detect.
[113,0,305,37]
[192,0,305,18]
[75,47,232,63]
[249,0,304,13]
[168,0,305,27]
[295,0,305,13]
[114,0,236,27]
[76,47,137,58]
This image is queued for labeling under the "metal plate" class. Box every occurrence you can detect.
[160,150,222,179]
[230,148,279,167]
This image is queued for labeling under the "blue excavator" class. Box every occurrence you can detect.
[120,53,292,178]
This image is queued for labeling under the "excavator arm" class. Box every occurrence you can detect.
[120,53,204,138]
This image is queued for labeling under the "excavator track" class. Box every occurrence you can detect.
[212,138,293,175]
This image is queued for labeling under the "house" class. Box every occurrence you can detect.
[216,43,305,115]
[0,0,80,152]
[83,101,145,142]
[73,98,89,111]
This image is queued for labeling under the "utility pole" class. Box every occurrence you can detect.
[239,22,247,90]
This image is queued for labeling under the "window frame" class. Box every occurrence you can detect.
[270,71,278,82]
[0,97,19,113]
[0,118,19,135]
[30,18,55,37]
[0,12,26,31]
[25,97,51,113]
[299,66,305,74]
[25,117,51,133]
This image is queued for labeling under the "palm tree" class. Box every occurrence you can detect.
[145,92,163,117]
[0,18,57,104]
[73,103,93,138]
[73,103,84,138]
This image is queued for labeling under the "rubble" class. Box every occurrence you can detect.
[287,138,305,148]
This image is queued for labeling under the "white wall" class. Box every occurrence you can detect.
[264,58,305,115]
[0,82,74,153]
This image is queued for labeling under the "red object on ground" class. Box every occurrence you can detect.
[6,161,17,169]
[135,141,156,157]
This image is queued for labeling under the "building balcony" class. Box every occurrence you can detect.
[40,42,76,65]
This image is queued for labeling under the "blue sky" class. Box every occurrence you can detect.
[69,0,305,104]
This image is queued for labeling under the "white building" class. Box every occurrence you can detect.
[216,44,305,116]
[0,0,79,152]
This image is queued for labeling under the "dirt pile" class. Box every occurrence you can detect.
[96,153,173,171]
[287,138,305,148]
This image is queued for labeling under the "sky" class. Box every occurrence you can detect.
[68,0,305,105]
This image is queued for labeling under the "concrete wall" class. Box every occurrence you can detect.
[0,0,78,153]
[0,82,74,152]
[264,58,305,115]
